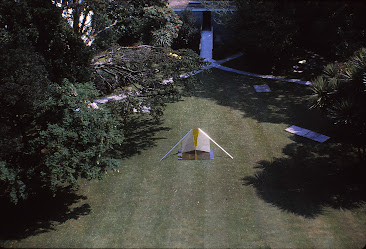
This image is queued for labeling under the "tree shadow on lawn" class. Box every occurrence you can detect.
[194,70,334,134]
[0,186,90,241]
[242,140,366,218]
[111,114,170,159]
[0,114,170,243]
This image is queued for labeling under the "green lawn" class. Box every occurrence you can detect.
[2,69,366,248]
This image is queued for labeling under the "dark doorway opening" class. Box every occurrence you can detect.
[202,11,211,30]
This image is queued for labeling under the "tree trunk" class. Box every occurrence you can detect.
[73,4,81,35]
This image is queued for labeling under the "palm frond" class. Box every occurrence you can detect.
[343,48,366,82]
[310,76,336,109]
[328,98,357,125]
[323,63,341,79]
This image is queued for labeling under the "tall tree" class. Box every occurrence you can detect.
[55,0,182,49]
[0,0,123,204]
[1,0,92,83]
[0,0,205,204]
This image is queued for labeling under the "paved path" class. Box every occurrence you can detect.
[200,30,213,60]
[199,51,312,86]
[213,64,312,86]
[197,26,312,86]
[93,52,312,108]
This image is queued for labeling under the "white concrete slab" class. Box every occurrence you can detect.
[94,98,109,104]
[305,131,322,140]
[285,125,310,137]
[285,125,330,143]
[200,30,213,60]
[307,132,330,143]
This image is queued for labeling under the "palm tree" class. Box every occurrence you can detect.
[311,48,366,159]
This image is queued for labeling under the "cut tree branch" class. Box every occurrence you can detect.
[89,20,119,41]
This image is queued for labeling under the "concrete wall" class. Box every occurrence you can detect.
[174,9,237,59]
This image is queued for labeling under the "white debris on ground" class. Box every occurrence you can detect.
[133,106,151,113]
[162,78,174,85]
[88,102,99,109]
[90,92,151,113]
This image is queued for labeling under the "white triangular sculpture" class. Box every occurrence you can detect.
[181,129,210,153]
[160,128,233,161]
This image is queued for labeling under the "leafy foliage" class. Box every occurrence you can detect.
[214,0,298,72]
[311,48,366,157]
[0,1,123,204]
[216,1,366,73]
[35,80,124,192]
[0,78,124,204]
[0,45,50,204]
[0,0,205,205]
[296,1,366,60]
[172,9,200,52]
[104,0,181,48]
[58,0,182,49]
[232,2,295,57]
[92,45,207,118]
[1,0,92,83]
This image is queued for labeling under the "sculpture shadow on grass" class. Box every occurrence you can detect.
[242,140,366,218]
[0,186,90,241]
[111,114,171,159]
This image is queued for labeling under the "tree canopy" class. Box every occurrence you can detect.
[216,0,366,72]
[0,0,205,204]
[54,0,182,49]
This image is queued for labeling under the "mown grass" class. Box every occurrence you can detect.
[2,69,366,248]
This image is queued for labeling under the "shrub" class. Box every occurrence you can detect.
[311,48,366,158]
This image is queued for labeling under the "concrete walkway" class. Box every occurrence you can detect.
[200,30,213,60]
[93,51,313,108]
[197,50,312,86]
[213,64,312,86]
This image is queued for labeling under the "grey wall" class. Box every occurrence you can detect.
[175,10,238,59]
